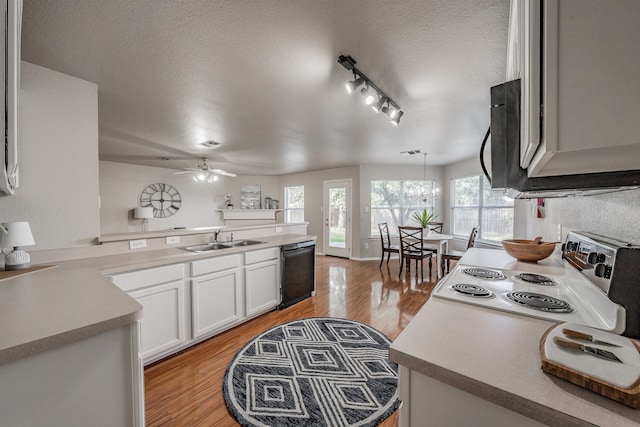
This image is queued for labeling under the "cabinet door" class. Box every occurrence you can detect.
[527,0,640,177]
[129,280,186,360]
[245,259,280,317]
[191,267,243,338]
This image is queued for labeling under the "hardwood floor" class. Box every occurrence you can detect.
[144,255,443,426]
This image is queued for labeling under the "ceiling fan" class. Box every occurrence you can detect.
[173,157,236,182]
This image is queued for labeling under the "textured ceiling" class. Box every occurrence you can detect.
[21,0,509,175]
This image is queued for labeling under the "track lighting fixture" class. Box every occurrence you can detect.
[371,96,387,113]
[381,104,398,118]
[338,54,404,125]
[391,110,404,126]
[345,76,365,94]
[361,86,375,105]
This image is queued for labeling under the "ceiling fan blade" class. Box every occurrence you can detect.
[210,169,237,177]
[173,170,195,175]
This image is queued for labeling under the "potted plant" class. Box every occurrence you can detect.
[412,208,438,229]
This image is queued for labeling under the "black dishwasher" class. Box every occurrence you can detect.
[278,240,315,309]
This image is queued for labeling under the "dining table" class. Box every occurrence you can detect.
[421,232,453,279]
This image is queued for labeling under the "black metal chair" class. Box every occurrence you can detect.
[441,226,479,274]
[398,226,433,280]
[378,222,400,267]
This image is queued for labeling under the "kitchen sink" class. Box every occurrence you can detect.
[180,243,232,252]
[222,239,265,247]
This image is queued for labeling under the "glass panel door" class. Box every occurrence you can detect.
[324,180,351,258]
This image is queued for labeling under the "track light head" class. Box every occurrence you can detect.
[391,110,404,126]
[371,96,388,113]
[345,76,365,94]
[361,87,375,105]
[382,105,398,118]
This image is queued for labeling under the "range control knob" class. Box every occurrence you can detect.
[594,263,612,279]
[563,242,578,253]
[587,252,606,264]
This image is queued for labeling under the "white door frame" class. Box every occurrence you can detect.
[323,179,352,258]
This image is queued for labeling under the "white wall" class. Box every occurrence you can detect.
[99,161,279,234]
[278,166,359,256]
[0,62,100,250]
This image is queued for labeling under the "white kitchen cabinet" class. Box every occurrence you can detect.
[190,254,243,338]
[398,367,546,427]
[111,264,187,361]
[244,247,280,317]
[510,0,640,177]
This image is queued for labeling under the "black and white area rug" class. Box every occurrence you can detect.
[223,317,400,427]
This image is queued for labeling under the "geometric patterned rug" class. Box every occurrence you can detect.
[223,317,400,427]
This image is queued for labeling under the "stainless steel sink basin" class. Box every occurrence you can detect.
[180,243,231,252]
[222,239,265,247]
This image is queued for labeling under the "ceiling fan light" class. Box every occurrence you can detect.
[390,110,404,126]
[192,175,198,182]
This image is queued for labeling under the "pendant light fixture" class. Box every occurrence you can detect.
[401,149,440,204]
[338,55,404,125]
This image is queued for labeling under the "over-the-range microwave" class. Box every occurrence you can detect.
[483,79,640,199]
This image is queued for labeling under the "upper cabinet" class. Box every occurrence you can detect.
[0,0,22,196]
[510,0,640,177]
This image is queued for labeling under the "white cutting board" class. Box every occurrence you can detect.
[542,323,640,389]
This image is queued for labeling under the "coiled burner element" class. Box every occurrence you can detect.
[514,273,556,286]
[505,291,573,313]
[450,283,493,298]
[462,267,506,280]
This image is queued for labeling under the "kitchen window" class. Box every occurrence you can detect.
[370,180,436,235]
[284,186,304,223]
[450,175,513,242]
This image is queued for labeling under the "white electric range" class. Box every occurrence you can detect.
[432,232,631,334]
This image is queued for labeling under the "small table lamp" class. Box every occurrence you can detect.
[0,222,36,270]
[134,207,154,232]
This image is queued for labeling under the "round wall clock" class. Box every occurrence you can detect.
[140,183,182,218]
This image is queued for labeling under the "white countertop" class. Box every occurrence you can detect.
[390,248,640,427]
[0,234,315,365]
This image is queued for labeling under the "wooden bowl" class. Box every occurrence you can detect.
[501,239,556,262]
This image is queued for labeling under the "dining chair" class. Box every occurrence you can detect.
[378,222,400,267]
[426,222,443,233]
[440,226,479,274]
[398,226,433,280]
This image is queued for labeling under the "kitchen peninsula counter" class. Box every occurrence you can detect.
[0,233,314,365]
[390,249,640,426]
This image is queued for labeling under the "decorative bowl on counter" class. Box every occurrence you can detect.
[502,238,556,262]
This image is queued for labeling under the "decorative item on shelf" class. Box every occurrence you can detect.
[0,222,35,270]
[264,196,271,209]
[240,185,261,209]
[134,207,154,232]
[224,194,233,209]
[140,183,182,218]
[338,54,404,125]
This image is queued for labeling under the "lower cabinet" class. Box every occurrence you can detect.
[129,280,186,359]
[110,263,187,362]
[190,254,243,338]
[110,246,282,364]
[244,248,281,317]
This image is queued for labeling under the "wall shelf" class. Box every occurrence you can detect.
[215,209,283,222]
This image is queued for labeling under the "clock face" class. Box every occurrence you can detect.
[140,183,182,218]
